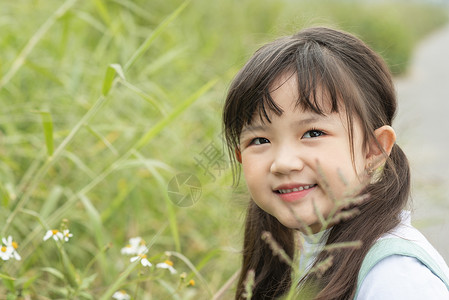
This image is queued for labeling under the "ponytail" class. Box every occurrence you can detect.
[384,144,411,205]
[235,201,295,299]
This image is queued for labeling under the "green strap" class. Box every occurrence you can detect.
[354,238,449,299]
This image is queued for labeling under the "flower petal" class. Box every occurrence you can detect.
[141,258,152,267]
[43,231,53,241]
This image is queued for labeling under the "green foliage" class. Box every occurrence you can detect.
[0,0,447,298]
[289,1,449,74]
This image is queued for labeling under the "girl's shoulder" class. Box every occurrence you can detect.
[356,254,449,299]
[381,210,449,276]
[355,211,449,299]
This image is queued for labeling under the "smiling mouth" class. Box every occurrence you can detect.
[275,184,317,194]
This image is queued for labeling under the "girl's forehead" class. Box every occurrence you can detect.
[268,73,338,115]
[269,72,298,95]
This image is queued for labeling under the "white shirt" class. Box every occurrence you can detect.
[356,211,449,299]
[299,211,449,299]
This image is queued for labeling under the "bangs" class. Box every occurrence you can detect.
[225,42,362,142]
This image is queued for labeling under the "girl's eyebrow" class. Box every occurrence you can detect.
[240,116,323,136]
[240,124,266,136]
[295,116,322,127]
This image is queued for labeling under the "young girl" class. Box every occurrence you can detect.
[223,27,449,299]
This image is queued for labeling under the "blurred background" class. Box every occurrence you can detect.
[0,0,448,298]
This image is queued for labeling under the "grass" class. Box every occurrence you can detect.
[0,0,447,298]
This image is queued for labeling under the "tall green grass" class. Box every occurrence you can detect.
[0,0,447,298]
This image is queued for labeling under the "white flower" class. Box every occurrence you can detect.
[62,229,73,242]
[156,260,177,274]
[120,245,136,255]
[112,290,131,300]
[0,245,13,261]
[1,236,21,261]
[121,236,147,255]
[130,253,152,267]
[43,229,64,241]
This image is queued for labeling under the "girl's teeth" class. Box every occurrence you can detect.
[278,185,315,194]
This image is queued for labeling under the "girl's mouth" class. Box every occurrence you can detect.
[276,184,317,194]
[274,184,317,202]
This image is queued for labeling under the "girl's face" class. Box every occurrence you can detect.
[239,74,369,232]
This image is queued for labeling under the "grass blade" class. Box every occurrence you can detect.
[145,46,187,75]
[35,111,54,156]
[39,185,64,219]
[135,77,218,150]
[0,273,15,281]
[124,0,190,71]
[78,193,104,247]
[166,251,213,297]
[212,269,240,300]
[100,180,134,223]
[62,150,97,179]
[120,80,167,115]
[0,0,77,90]
[132,150,181,252]
[78,193,108,276]
[112,0,155,22]
[41,267,65,281]
[93,0,111,26]
[102,63,125,96]
[84,125,119,155]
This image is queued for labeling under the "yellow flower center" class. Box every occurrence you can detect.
[12,242,18,249]
[1,246,7,252]
[52,229,59,235]
[164,259,174,266]
[189,279,195,286]
[139,254,147,259]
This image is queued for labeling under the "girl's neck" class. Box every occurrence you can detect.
[302,227,330,246]
[298,228,331,273]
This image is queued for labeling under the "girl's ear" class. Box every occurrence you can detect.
[235,148,242,163]
[366,125,396,165]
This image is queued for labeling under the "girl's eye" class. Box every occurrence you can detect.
[250,137,270,145]
[302,129,324,138]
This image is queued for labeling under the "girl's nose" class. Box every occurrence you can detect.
[270,145,304,175]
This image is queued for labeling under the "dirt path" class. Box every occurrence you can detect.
[395,22,449,262]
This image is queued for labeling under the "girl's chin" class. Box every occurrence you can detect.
[277,216,325,233]
[277,217,310,230]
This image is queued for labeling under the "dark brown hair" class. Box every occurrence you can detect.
[223,27,410,299]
